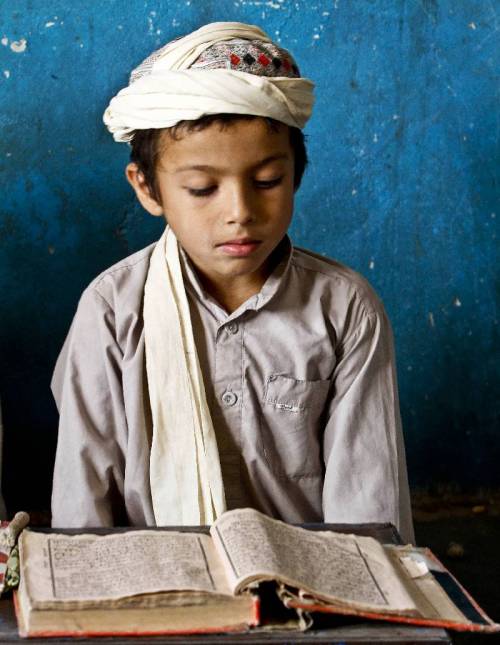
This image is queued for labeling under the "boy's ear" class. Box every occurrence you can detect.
[125,163,163,217]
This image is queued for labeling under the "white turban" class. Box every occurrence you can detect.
[103,21,315,142]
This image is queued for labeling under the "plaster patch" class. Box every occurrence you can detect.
[1,37,8,46]
[3,70,10,78]
[10,38,27,53]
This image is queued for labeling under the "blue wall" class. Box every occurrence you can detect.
[0,1,498,512]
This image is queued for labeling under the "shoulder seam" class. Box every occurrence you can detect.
[291,256,341,281]
[87,248,153,310]
[290,256,380,317]
[89,286,113,311]
[93,250,152,289]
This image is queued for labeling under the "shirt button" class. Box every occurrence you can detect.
[227,322,239,334]
[221,391,238,407]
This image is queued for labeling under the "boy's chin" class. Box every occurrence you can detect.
[213,254,272,279]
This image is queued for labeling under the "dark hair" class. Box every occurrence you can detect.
[129,114,308,202]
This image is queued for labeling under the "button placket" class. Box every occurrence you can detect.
[214,318,243,425]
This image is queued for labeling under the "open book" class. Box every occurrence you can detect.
[15,508,499,637]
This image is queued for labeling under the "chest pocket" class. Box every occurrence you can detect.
[259,374,331,478]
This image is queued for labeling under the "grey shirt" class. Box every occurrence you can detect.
[51,236,414,543]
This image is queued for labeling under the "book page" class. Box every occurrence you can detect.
[20,529,231,604]
[211,508,415,613]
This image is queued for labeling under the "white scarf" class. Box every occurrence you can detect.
[144,227,226,525]
[103,22,314,142]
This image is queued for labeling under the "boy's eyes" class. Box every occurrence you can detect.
[187,186,217,197]
[255,177,284,190]
[185,176,284,198]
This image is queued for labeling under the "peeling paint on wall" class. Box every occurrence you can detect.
[9,38,27,53]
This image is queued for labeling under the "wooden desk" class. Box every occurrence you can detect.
[0,522,451,644]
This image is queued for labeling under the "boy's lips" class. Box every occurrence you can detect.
[216,238,262,257]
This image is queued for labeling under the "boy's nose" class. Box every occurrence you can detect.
[225,185,256,225]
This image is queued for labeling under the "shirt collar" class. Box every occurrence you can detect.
[179,235,293,322]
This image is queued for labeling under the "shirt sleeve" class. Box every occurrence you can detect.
[51,287,128,527]
[322,304,415,544]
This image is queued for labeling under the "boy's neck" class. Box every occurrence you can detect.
[183,238,288,314]
[198,270,268,314]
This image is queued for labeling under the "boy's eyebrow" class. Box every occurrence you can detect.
[173,153,289,174]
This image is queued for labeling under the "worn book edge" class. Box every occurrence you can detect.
[14,591,260,638]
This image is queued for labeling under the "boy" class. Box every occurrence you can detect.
[51,22,414,542]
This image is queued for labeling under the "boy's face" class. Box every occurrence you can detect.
[127,118,295,294]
